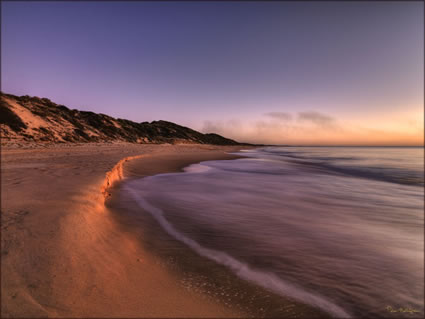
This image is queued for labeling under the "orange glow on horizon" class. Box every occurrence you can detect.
[201,109,424,146]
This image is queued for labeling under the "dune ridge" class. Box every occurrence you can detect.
[0,92,243,146]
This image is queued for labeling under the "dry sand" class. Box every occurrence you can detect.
[1,143,249,318]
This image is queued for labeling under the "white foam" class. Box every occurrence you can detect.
[125,184,351,318]
[183,163,212,173]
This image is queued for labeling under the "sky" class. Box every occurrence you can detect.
[1,1,423,145]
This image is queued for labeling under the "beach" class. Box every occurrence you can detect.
[1,143,326,318]
[1,143,242,317]
[2,143,422,318]
[2,1,422,317]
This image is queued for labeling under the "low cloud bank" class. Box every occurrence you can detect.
[201,110,422,146]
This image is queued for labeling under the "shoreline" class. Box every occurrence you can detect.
[1,143,251,317]
[1,142,326,318]
[106,148,329,318]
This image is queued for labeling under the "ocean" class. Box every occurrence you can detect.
[123,146,424,318]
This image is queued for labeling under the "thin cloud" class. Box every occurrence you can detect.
[202,119,242,135]
[202,120,224,134]
[264,112,293,121]
[297,111,336,128]
[200,111,345,145]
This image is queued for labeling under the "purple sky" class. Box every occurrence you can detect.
[1,1,423,145]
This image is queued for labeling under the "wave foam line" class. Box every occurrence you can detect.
[125,184,351,318]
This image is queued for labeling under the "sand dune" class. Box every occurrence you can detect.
[1,92,242,146]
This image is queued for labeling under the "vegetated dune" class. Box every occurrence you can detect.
[0,92,242,146]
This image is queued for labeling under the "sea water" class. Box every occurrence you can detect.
[124,147,424,318]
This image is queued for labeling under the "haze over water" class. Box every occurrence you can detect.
[126,147,424,318]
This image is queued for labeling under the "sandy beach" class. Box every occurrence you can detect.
[2,1,422,317]
[1,143,327,318]
[1,143,247,317]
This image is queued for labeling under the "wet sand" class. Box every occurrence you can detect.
[1,143,326,318]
